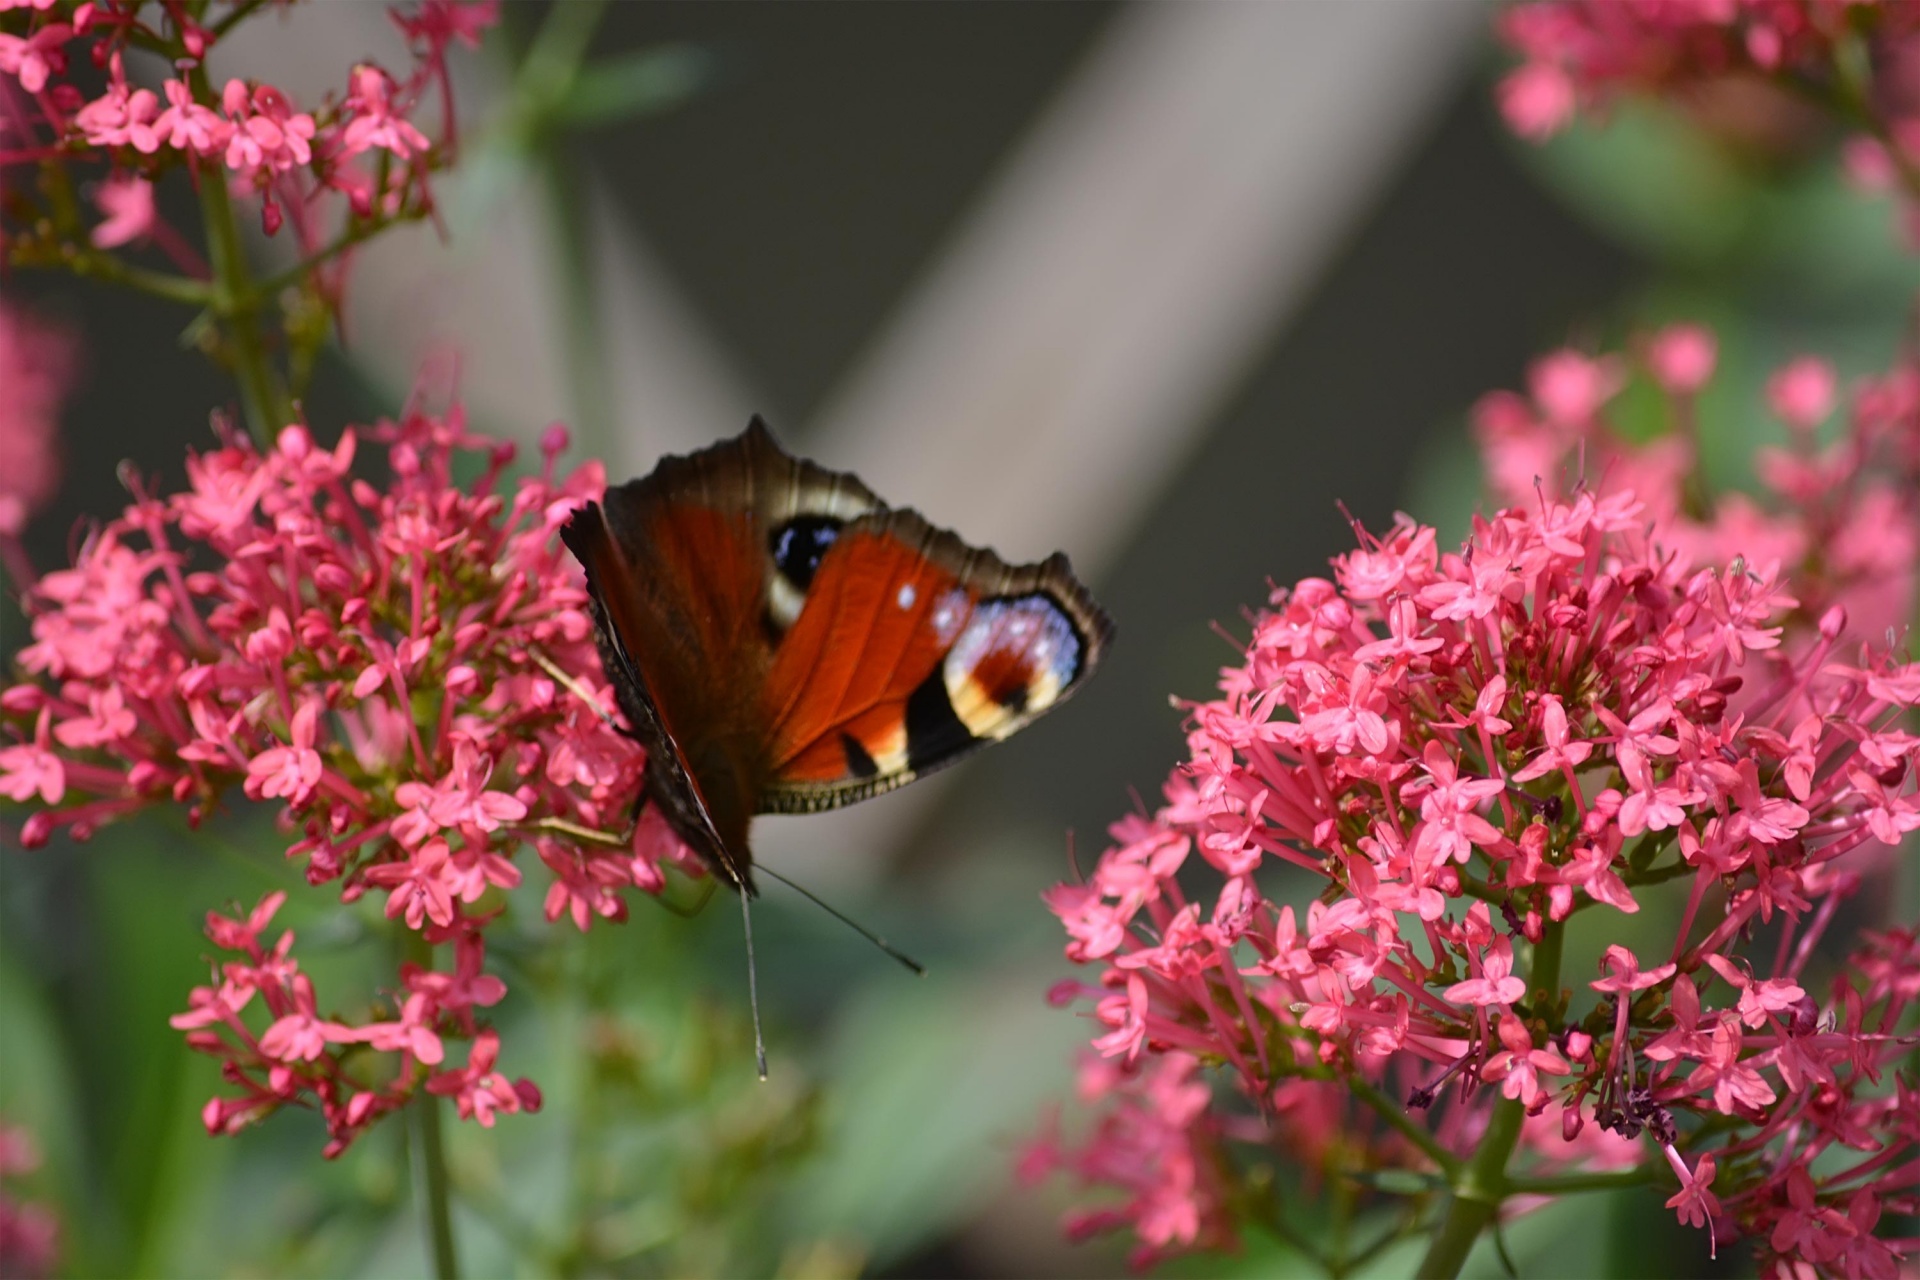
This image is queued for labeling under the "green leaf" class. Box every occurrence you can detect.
[553,45,713,129]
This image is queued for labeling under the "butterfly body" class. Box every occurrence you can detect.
[562,419,1113,895]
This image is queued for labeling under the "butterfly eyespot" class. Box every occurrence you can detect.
[767,515,844,632]
[942,594,1084,740]
[770,516,842,591]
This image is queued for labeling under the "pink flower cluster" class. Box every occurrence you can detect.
[1035,474,1918,1268]
[2,0,494,277]
[0,1120,58,1280]
[1476,330,1920,649]
[1495,1,1920,231]
[0,294,71,542]
[0,409,688,1155]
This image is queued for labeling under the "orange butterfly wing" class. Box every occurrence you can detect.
[757,510,1112,814]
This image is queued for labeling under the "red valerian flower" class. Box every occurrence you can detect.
[3,0,498,313]
[0,408,686,1155]
[1034,465,1918,1269]
[1474,335,1920,654]
[1494,1,1920,239]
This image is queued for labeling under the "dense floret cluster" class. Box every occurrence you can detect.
[0,411,686,1154]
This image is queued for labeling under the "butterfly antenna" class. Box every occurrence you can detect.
[739,886,769,1080]
[757,864,926,976]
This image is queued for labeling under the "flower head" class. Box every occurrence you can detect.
[3,407,671,1155]
[1037,465,1918,1266]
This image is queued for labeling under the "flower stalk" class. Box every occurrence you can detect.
[194,150,286,441]
[405,928,460,1280]
[413,1084,460,1280]
[1416,919,1562,1280]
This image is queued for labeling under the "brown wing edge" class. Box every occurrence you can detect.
[754,504,1116,816]
[598,416,885,550]
[559,499,756,893]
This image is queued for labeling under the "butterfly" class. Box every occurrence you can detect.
[561,419,1113,1069]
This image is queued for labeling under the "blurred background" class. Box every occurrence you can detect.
[2,2,1915,1276]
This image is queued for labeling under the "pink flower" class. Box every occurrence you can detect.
[394,0,500,52]
[336,65,429,161]
[1767,356,1837,431]
[366,840,460,929]
[257,974,353,1062]
[0,709,63,804]
[1445,933,1527,1008]
[72,54,160,152]
[220,80,316,181]
[5,407,644,1158]
[1529,348,1623,426]
[1480,1012,1570,1111]
[153,79,230,156]
[1664,1148,1720,1255]
[1036,419,1919,1265]
[0,1118,60,1278]
[1645,323,1717,395]
[1498,61,1576,140]
[1592,944,1675,996]
[425,1030,541,1128]
[242,699,325,807]
[0,21,68,93]
[90,173,156,249]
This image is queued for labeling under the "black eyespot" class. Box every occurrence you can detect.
[770,516,842,591]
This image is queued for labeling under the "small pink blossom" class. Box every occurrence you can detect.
[0,20,68,93]
[220,80,315,181]
[1768,356,1838,431]
[1445,934,1528,1008]
[425,1030,541,1128]
[72,54,159,152]
[242,700,325,807]
[1529,348,1623,426]
[90,173,156,249]
[1498,61,1576,140]
[1645,323,1717,395]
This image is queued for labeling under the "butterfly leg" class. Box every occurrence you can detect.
[528,646,640,741]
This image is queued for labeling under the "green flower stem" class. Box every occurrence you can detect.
[1348,1074,1462,1178]
[1415,919,1564,1280]
[412,1086,461,1280]
[66,252,211,307]
[405,930,461,1280]
[194,157,286,441]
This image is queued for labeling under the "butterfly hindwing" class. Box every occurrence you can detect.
[757,508,1113,815]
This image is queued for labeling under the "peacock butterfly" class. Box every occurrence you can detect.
[561,418,1113,1069]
